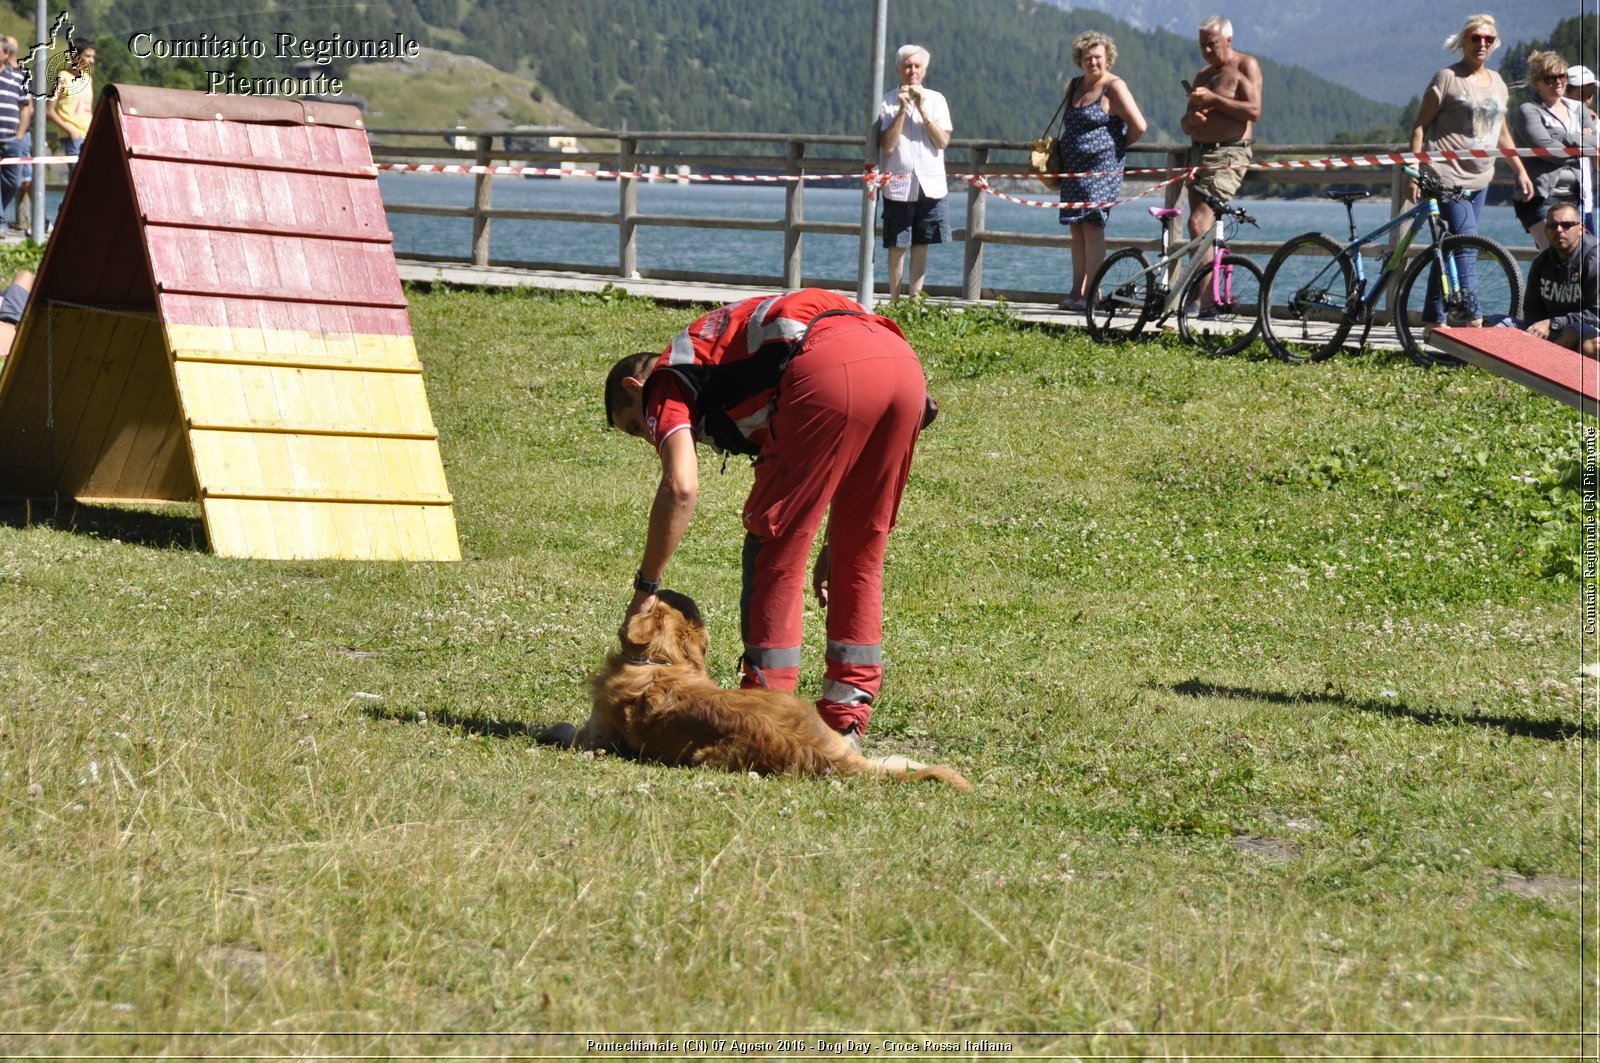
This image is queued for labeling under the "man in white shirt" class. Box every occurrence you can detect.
[878,44,952,300]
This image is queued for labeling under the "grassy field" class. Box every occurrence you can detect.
[0,286,1592,1059]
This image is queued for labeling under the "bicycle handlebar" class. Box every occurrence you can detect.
[1191,184,1258,227]
[1401,165,1467,203]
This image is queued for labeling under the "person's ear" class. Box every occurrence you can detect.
[623,375,644,395]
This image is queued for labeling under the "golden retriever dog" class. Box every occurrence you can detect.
[547,590,970,791]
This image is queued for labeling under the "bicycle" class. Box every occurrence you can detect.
[1258,166,1524,367]
[1085,185,1264,357]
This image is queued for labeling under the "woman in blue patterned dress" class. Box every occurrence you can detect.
[1057,31,1147,311]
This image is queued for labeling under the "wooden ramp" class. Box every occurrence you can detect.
[0,84,460,560]
[1428,326,1600,415]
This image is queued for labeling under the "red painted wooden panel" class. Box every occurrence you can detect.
[1430,326,1600,409]
[157,293,414,339]
[144,227,405,307]
[122,113,372,170]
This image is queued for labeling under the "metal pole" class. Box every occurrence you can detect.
[855,0,887,306]
[30,0,44,241]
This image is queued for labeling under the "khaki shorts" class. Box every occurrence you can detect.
[1185,141,1252,203]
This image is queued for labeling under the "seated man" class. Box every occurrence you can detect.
[1499,203,1599,357]
[0,266,30,354]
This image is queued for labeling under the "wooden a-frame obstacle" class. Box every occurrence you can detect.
[0,84,460,560]
[1427,325,1599,415]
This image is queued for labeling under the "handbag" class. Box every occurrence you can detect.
[1030,85,1071,192]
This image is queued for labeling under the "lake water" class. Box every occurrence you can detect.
[379,172,1533,294]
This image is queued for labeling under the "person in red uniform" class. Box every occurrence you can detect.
[603,289,934,742]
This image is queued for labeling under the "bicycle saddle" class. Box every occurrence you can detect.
[1147,207,1182,218]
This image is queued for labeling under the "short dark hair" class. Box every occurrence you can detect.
[604,351,658,429]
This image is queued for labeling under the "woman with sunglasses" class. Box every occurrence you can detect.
[1512,52,1598,249]
[1408,14,1533,325]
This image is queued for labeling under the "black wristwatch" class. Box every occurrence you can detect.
[633,570,661,595]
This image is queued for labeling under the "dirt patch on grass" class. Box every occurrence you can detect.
[1497,873,1582,900]
[1230,835,1301,862]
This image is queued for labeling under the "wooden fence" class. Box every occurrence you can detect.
[369,125,1538,305]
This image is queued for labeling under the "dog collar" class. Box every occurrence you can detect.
[622,652,670,667]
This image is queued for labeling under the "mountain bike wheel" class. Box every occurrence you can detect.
[1260,232,1357,363]
[1177,253,1264,357]
[1394,233,1524,368]
[1086,248,1152,344]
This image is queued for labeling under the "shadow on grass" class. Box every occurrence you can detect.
[0,498,207,551]
[1161,678,1591,742]
[360,702,579,746]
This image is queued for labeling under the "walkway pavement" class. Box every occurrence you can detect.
[393,259,1406,350]
[391,259,1134,330]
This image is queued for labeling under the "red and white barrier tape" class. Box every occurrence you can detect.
[363,142,1600,213]
[982,143,1595,182]
[375,161,862,182]
[0,155,77,166]
[975,170,1197,211]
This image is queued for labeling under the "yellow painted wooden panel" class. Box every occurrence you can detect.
[187,430,452,501]
[0,307,99,488]
[172,362,439,437]
[0,308,195,500]
[203,498,461,560]
[72,316,193,500]
[166,324,420,371]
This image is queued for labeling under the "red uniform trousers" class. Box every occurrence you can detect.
[737,314,925,735]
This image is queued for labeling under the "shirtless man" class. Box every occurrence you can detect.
[1179,16,1262,241]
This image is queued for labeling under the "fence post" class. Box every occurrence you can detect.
[471,134,493,266]
[784,140,805,290]
[962,145,989,301]
[857,126,879,306]
[1383,165,1409,319]
[1163,148,1187,290]
[620,137,639,279]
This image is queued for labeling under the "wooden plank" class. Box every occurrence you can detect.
[202,498,460,560]
[172,361,439,437]
[123,147,376,181]
[185,420,436,440]
[187,430,453,500]
[77,318,192,500]
[170,348,423,374]
[25,309,127,493]
[198,487,455,504]
[130,158,391,242]
[145,227,406,307]
[166,324,421,371]
[1427,326,1600,413]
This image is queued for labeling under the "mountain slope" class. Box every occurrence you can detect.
[453,0,1401,144]
[1044,0,1575,105]
[36,0,1404,144]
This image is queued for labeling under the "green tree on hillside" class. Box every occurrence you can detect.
[3,0,1402,145]
[451,0,1400,144]
[1500,15,1600,97]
